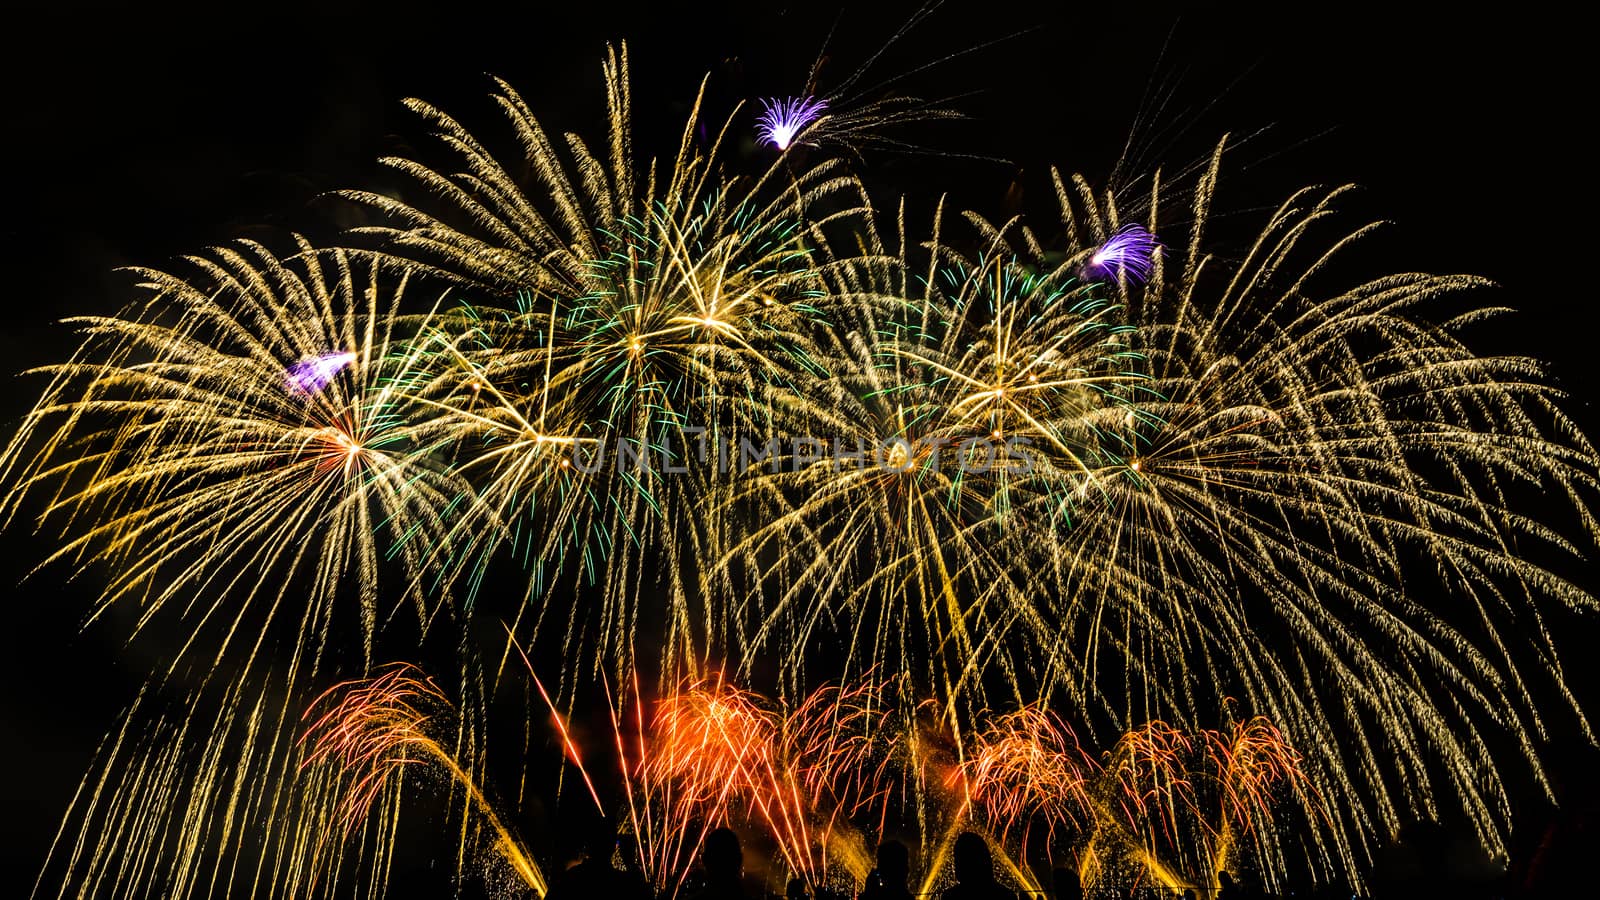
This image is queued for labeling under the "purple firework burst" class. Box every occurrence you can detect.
[286,351,356,394]
[1085,223,1162,284]
[756,96,827,151]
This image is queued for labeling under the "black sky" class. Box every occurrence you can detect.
[1,2,1594,894]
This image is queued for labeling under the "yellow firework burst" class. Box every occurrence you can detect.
[345,45,872,689]
[1,239,472,670]
[1,240,484,898]
[985,145,1600,879]
[719,202,1141,713]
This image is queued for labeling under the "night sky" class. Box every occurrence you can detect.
[2,3,1594,894]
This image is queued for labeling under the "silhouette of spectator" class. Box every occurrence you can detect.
[687,827,748,900]
[545,819,626,900]
[1180,890,1196,900]
[786,876,809,899]
[861,839,913,900]
[941,832,1014,900]
[1050,866,1083,900]
[614,833,654,900]
[1216,871,1239,900]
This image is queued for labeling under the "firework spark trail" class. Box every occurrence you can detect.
[602,671,687,889]
[769,677,905,885]
[297,667,1317,896]
[504,626,606,813]
[908,706,1319,896]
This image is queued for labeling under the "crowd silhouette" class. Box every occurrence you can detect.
[860,840,912,900]
[537,822,1352,900]
[540,817,1525,899]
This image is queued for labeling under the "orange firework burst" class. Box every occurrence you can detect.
[300,665,547,895]
[1206,717,1317,834]
[648,676,820,882]
[1103,721,1200,849]
[1200,715,1323,888]
[649,677,783,806]
[528,670,901,893]
[963,706,1099,849]
[300,665,447,829]
[784,677,903,832]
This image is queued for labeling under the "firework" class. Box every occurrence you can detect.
[1205,717,1315,837]
[992,144,1600,883]
[1201,716,1319,886]
[301,665,547,894]
[287,350,358,394]
[300,666,452,829]
[0,240,470,669]
[783,677,903,833]
[744,4,972,158]
[647,676,831,883]
[756,96,828,150]
[342,45,870,693]
[963,706,1099,851]
[26,664,500,899]
[1101,722,1199,851]
[1082,223,1161,284]
[8,42,1598,900]
[528,669,904,894]
[0,242,482,899]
